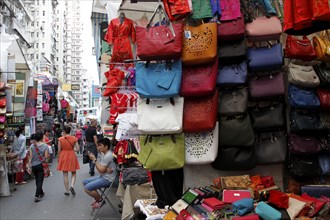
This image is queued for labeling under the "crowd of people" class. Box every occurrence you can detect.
[10,119,113,206]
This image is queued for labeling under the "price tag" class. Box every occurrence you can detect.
[184,30,191,39]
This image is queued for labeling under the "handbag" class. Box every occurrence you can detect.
[254,131,287,164]
[182,21,217,65]
[222,190,252,203]
[82,149,90,164]
[136,61,182,98]
[247,43,283,72]
[288,193,315,218]
[219,114,255,147]
[136,5,183,61]
[289,110,326,135]
[218,87,248,116]
[0,115,5,124]
[301,193,327,217]
[221,175,252,190]
[318,154,330,176]
[313,31,330,62]
[285,35,316,61]
[268,190,289,209]
[317,88,330,110]
[218,39,247,62]
[12,159,24,173]
[288,63,320,88]
[176,209,192,220]
[301,185,330,198]
[220,0,241,21]
[137,97,184,134]
[138,134,185,171]
[162,0,191,21]
[184,122,218,164]
[255,201,281,220]
[313,63,330,87]
[217,61,248,86]
[180,59,218,97]
[288,133,322,155]
[232,198,254,216]
[183,91,218,133]
[35,145,50,178]
[121,167,149,185]
[289,155,321,177]
[288,84,320,110]
[249,72,285,99]
[217,17,245,42]
[232,214,260,220]
[249,102,284,131]
[286,197,307,220]
[0,97,6,108]
[191,0,213,19]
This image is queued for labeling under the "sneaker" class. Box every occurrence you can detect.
[64,192,70,196]
[92,200,105,209]
[34,196,42,202]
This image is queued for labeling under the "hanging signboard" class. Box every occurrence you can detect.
[37,109,43,121]
[37,81,42,94]
[37,95,43,108]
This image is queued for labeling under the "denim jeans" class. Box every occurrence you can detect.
[83,175,111,191]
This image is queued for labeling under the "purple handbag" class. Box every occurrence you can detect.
[217,61,247,86]
[301,185,330,198]
[288,133,322,155]
[249,72,285,99]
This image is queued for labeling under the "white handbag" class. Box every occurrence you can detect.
[288,63,320,88]
[286,197,306,220]
[185,122,219,164]
[137,97,184,134]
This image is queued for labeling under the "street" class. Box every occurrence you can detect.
[0,157,121,220]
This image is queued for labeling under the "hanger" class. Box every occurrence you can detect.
[119,12,126,18]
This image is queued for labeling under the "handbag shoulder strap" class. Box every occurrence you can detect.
[64,136,75,150]
[35,145,45,163]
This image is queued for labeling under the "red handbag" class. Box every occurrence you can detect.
[268,190,289,209]
[312,0,330,21]
[232,214,260,220]
[103,69,125,97]
[301,193,326,217]
[136,5,183,61]
[176,209,193,220]
[261,176,275,188]
[217,17,245,42]
[180,59,218,97]
[0,97,6,108]
[317,88,330,110]
[183,91,218,133]
[285,35,317,61]
[163,0,191,21]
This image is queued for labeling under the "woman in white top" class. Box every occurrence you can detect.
[11,126,27,184]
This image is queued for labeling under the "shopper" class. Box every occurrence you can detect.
[75,125,83,156]
[83,138,117,209]
[54,123,62,156]
[96,125,104,140]
[84,120,98,176]
[11,125,27,185]
[57,125,80,196]
[43,129,53,163]
[27,133,49,202]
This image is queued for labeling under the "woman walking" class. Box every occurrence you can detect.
[27,133,49,202]
[57,125,80,196]
[75,125,83,156]
[11,125,27,185]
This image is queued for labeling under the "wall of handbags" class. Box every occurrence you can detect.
[101,0,330,207]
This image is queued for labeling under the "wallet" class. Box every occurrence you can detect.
[182,188,199,204]
[172,199,189,214]
[222,190,252,203]
[163,210,178,220]
[203,197,225,210]
[232,214,260,220]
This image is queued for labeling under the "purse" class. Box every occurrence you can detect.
[220,0,241,21]
[180,59,218,97]
[217,17,245,42]
[288,84,320,110]
[286,197,307,220]
[217,61,248,86]
[255,201,281,220]
[121,167,149,185]
[218,38,247,62]
[182,188,199,204]
[222,190,251,203]
[191,0,213,19]
[232,214,260,220]
[289,155,321,177]
[218,87,248,116]
[313,30,330,62]
[203,197,225,210]
[254,131,287,164]
[317,88,330,110]
[268,190,289,209]
[137,97,184,134]
[82,149,90,164]
[249,72,285,99]
[219,114,255,147]
[232,198,254,216]
[247,43,283,72]
[136,5,183,61]
[138,134,185,171]
[289,110,326,135]
[136,61,182,98]
[301,185,330,198]
[183,91,218,133]
[0,115,5,124]
[0,97,6,108]
[318,154,330,176]
[182,21,217,65]
[184,122,218,164]
[35,145,50,178]
[285,35,317,61]
[162,0,191,21]
[288,133,322,155]
[288,63,320,88]
[164,210,178,220]
[172,199,189,215]
[221,175,252,190]
[300,193,327,217]
[313,63,330,87]
[249,102,284,131]
[12,159,24,173]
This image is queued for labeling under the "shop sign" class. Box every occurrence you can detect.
[37,109,43,121]
[62,84,71,91]
[37,81,42,94]
[71,84,80,90]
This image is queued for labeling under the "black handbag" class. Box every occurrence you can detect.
[218,38,247,62]
[254,131,287,164]
[290,110,327,136]
[121,167,149,185]
[289,155,321,177]
[211,146,257,171]
[218,87,248,116]
[83,150,90,164]
[249,102,285,131]
[313,63,330,87]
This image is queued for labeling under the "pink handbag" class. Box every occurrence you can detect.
[220,0,241,21]
[0,115,6,124]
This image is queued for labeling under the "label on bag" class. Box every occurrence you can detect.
[184,30,191,39]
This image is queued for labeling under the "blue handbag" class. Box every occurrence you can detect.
[232,198,254,216]
[255,201,281,220]
[217,61,247,86]
[136,61,182,98]
[288,84,320,110]
[247,43,283,72]
[318,154,330,176]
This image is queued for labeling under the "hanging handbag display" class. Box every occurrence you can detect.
[313,63,330,87]
[136,5,183,61]
[289,155,321,177]
[290,110,326,135]
[254,131,287,164]
[285,36,317,61]
[249,102,284,131]
[137,97,184,134]
[138,134,185,171]
[288,84,320,110]
[182,21,217,66]
[183,91,218,133]
[180,59,218,97]
[313,31,330,62]
[217,61,248,86]
[136,61,182,99]
[288,133,322,155]
[217,17,245,42]
[247,43,283,72]
[316,88,330,110]
[288,63,320,88]
[218,87,248,116]
[184,122,218,164]
[218,38,247,62]
[249,72,285,99]
[219,114,255,147]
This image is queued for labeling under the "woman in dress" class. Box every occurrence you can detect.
[75,125,83,156]
[57,125,80,196]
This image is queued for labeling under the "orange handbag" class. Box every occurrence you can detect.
[313,30,330,62]
[182,21,217,66]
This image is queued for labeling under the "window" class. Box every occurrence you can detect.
[31,33,34,38]
[31,22,34,27]
[31,54,34,59]
[42,43,45,48]
[42,32,45,37]
[43,11,45,16]
[36,54,38,59]
[37,32,38,37]
[31,43,34,47]
[36,21,39,26]
[36,43,39,48]
[43,0,45,5]
[57,57,59,61]
[41,53,45,56]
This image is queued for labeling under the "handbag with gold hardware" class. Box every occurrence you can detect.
[313,30,330,62]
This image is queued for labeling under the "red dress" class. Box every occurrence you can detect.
[104,17,136,65]
[57,136,80,172]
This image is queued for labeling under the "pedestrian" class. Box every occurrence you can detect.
[43,129,53,163]
[84,119,98,176]
[75,125,83,156]
[27,133,50,202]
[57,125,80,196]
[96,125,104,140]
[83,138,117,209]
[54,123,62,156]
[11,125,27,185]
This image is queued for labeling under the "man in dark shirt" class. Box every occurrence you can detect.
[84,120,98,176]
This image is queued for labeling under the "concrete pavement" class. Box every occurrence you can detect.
[0,156,121,220]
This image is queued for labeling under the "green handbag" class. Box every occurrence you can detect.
[137,134,185,171]
[191,0,213,19]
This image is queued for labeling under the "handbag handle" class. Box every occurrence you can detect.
[147,4,176,37]
[144,134,177,145]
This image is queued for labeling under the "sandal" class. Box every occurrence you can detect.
[92,200,105,209]
[64,192,70,196]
